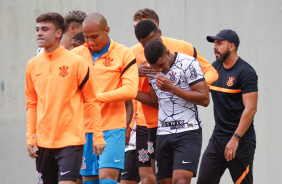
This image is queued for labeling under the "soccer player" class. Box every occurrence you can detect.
[136,40,210,184]
[36,10,87,55]
[72,13,138,184]
[131,10,218,182]
[70,31,85,50]
[197,29,258,184]
[26,12,105,184]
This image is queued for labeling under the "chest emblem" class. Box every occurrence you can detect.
[59,66,69,77]
[169,72,177,83]
[103,57,113,67]
[226,76,235,87]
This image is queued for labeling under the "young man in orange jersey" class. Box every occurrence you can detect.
[70,31,85,50]
[125,8,218,184]
[25,12,105,184]
[72,13,138,184]
[36,10,87,55]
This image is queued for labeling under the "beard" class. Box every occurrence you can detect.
[215,49,230,63]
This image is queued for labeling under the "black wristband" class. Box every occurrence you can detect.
[233,133,241,139]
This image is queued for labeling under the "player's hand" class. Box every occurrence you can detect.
[224,137,239,161]
[27,142,38,158]
[93,144,106,156]
[125,127,132,145]
[156,74,173,91]
[138,61,157,78]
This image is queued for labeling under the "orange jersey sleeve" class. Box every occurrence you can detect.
[96,49,138,103]
[25,61,38,146]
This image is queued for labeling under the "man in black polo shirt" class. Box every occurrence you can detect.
[197,29,258,184]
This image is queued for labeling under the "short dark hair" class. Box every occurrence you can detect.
[72,31,85,42]
[144,40,166,64]
[64,10,87,31]
[133,8,159,25]
[36,12,66,33]
[135,20,159,41]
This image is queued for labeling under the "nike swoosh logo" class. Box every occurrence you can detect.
[121,172,128,175]
[114,159,121,162]
[182,160,192,164]
[60,171,70,175]
[36,73,43,76]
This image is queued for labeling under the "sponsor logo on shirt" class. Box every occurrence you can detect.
[59,66,69,77]
[226,76,235,87]
[103,57,113,67]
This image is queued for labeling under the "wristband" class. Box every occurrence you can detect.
[233,133,241,139]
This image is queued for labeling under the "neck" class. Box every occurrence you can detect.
[169,52,175,65]
[223,53,239,69]
[60,32,72,50]
[44,42,60,53]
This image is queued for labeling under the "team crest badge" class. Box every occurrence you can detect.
[147,141,154,154]
[81,157,86,170]
[226,76,235,87]
[103,57,113,67]
[59,66,69,77]
[155,160,158,174]
[169,72,177,83]
[138,149,149,163]
[36,171,43,184]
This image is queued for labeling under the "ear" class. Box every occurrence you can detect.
[69,25,75,33]
[166,49,171,56]
[229,43,236,52]
[105,26,110,34]
[158,29,162,36]
[56,29,63,39]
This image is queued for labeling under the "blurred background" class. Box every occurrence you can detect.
[0,0,281,183]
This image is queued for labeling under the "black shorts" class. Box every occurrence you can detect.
[197,133,256,184]
[36,145,83,184]
[120,150,141,182]
[148,127,157,159]
[155,129,202,179]
[136,125,151,167]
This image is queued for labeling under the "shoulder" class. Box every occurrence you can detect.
[129,43,143,57]
[71,43,89,55]
[163,37,193,49]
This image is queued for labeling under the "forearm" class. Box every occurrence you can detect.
[97,83,137,103]
[234,108,257,137]
[125,100,134,128]
[26,105,37,145]
[168,84,209,107]
[135,91,158,109]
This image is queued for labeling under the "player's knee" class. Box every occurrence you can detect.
[99,178,118,184]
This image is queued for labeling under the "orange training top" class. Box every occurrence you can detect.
[72,38,139,131]
[25,45,105,148]
[131,36,219,128]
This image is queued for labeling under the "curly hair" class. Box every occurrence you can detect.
[133,8,159,25]
[135,20,159,41]
[36,12,65,33]
[64,10,87,30]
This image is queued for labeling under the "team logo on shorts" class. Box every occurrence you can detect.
[138,149,149,163]
[59,66,69,77]
[103,57,113,67]
[226,76,235,87]
[147,141,154,154]
[81,157,86,170]
[36,171,43,184]
[155,160,158,174]
[169,72,177,83]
